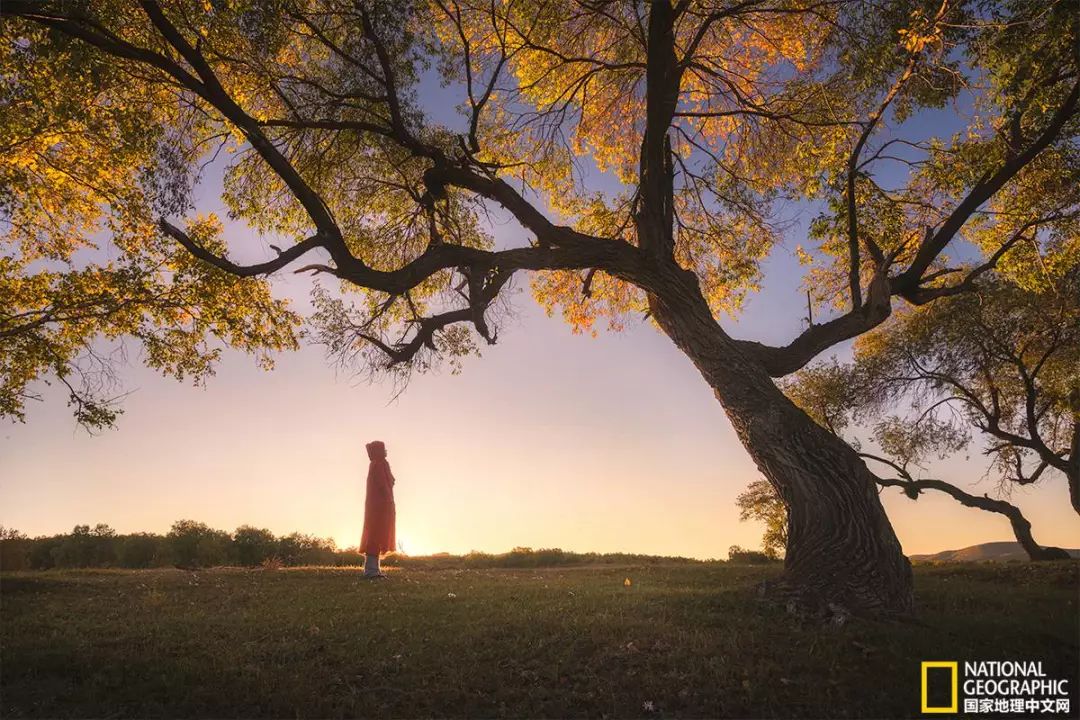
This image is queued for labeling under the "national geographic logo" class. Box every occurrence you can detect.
[921,662,958,713]
[920,661,1072,715]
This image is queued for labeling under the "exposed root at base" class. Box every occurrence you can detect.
[757,576,915,624]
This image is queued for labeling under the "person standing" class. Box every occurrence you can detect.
[360,440,397,578]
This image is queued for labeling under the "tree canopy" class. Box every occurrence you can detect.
[3,0,1076,429]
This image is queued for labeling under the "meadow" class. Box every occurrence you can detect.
[2,561,1076,718]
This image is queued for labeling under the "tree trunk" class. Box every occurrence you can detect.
[648,271,913,616]
[1068,412,1079,516]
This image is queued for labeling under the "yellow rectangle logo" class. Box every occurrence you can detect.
[921,661,958,713]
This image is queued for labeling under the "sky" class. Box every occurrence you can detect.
[2,29,1078,560]
[4,205,1078,558]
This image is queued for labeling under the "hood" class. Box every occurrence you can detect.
[365,440,387,461]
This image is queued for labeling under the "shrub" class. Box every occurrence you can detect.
[727,545,774,564]
[233,526,277,567]
[167,520,231,568]
[0,527,30,571]
[118,533,164,568]
[50,524,118,568]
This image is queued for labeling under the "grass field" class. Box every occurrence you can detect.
[2,562,1077,718]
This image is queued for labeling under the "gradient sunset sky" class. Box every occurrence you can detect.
[2,54,1078,559]
[4,200,1078,558]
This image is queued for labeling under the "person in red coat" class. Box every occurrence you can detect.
[360,440,396,578]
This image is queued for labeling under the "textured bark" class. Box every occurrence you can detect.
[1069,461,1080,517]
[1069,415,1080,516]
[646,268,914,616]
[629,0,913,618]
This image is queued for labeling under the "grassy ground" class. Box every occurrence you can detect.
[2,562,1076,718]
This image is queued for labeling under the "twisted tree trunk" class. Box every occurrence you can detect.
[648,268,914,616]
[624,0,913,617]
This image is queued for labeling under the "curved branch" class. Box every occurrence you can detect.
[136,1,345,243]
[863,453,1070,561]
[160,221,326,277]
[161,217,641,297]
[741,271,891,377]
[357,268,513,366]
[745,68,1080,378]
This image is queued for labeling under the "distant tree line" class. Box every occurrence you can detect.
[381,546,716,570]
[0,521,362,571]
[0,527,754,571]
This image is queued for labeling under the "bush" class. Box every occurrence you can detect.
[233,526,277,567]
[727,545,774,564]
[275,533,338,566]
[0,527,30,571]
[335,548,365,567]
[167,520,231,568]
[118,533,164,568]
[380,551,404,567]
[50,525,118,568]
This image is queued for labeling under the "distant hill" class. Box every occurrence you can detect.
[909,542,1080,563]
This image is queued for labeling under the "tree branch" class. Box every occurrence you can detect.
[895,78,1080,293]
[863,452,1069,560]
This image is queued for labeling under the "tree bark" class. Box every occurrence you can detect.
[1068,411,1079,516]
[1069,458,1079,517]
[646,269,913,616]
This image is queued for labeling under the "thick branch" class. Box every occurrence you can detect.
[746,68,1080,377]
[636,0,681,259]
[895,79,1080,292]
[742,271,891,377]
[844,50,921,307]
[161,219,640,296]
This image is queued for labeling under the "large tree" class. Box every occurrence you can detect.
[2,0,1077,615]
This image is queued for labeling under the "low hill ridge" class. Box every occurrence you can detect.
[909,541,1080,563]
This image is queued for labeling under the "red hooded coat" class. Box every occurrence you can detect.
[359,441,397,554]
